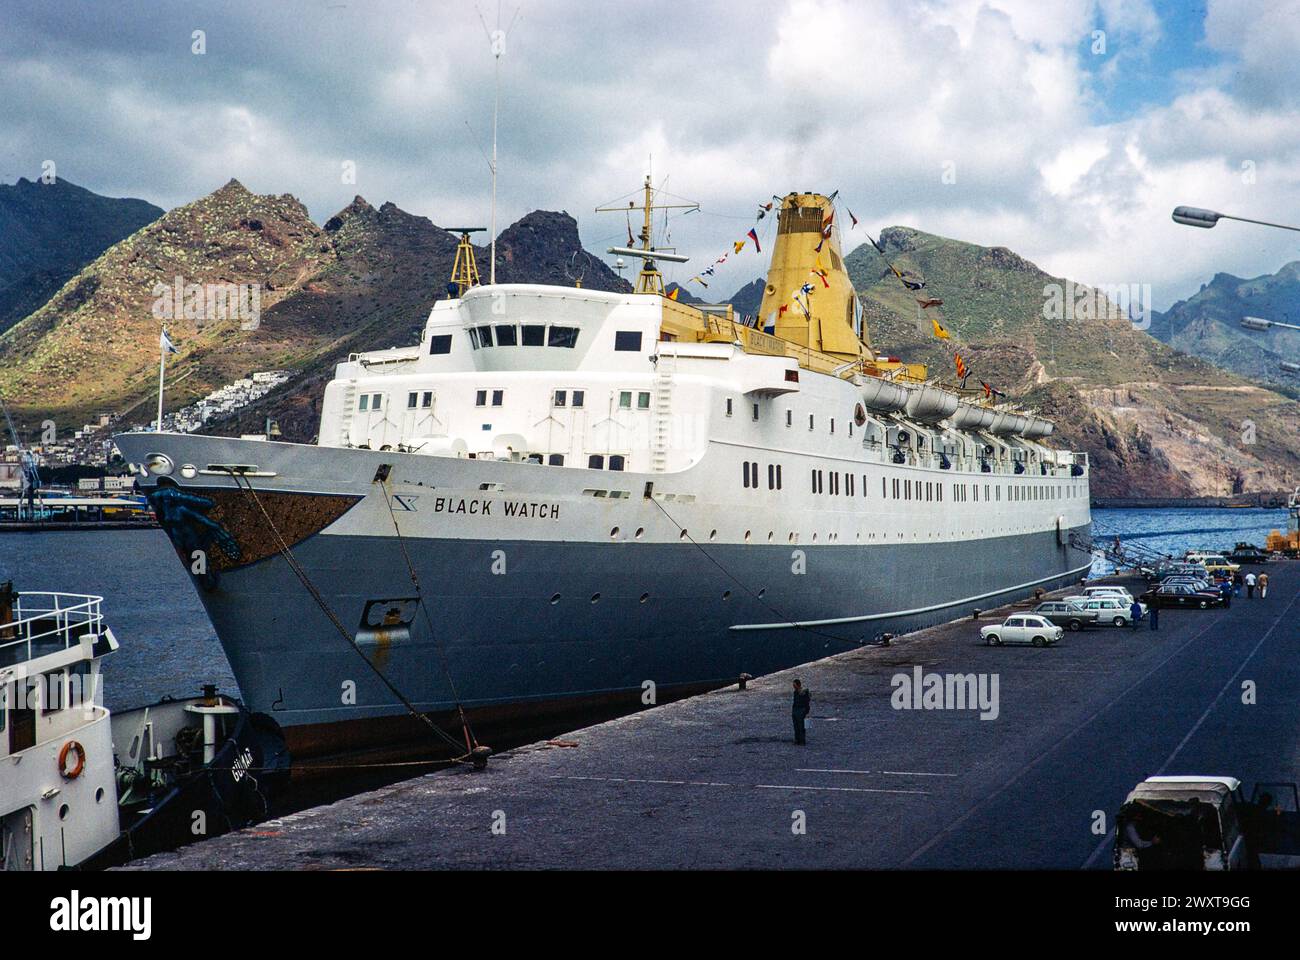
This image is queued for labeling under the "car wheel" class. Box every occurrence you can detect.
[1113,616,1125,627]
[1068,619,1082,632]
[1032,636,1045,647]
[1198,600,1208,609]
[987,634,1000,646]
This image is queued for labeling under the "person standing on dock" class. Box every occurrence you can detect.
[1219,579,1232,608]
[1233,571,1243,597]
[1129,600,1142,629]
[1259,572,1269,599]
[791,679,811,745]
[1149,605,1159,631]
[1245,571,1257,599]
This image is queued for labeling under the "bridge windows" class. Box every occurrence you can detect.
[609,455,626,471]
[495,324,517,346]
[429,334,452,354]
[589,454,604,469]
[548,454,565,466]
[522,324,546,346]
[548,326,579,348]
[358,393,382,411]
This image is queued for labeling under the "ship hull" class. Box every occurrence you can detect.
[115,433,1092,759]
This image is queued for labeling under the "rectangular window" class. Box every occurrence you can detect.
[475,390,487,407]
[752,403,759,421]
[554,390,567,407]
[491,390,504,407]
[371,394,382,409]
[776,465,783,489]
[726,398,733,417]
[495,324,518,346]
[548,326,579,348]
[475,325,494,347]
[637,392,651,410]
[588,454,604,469]
[429,334,452,354]
[768,464,775,490]
[359,394,369,411]
[609,455,625,471]
[830,418,835,434]
[522,324,546,346]
[614,330,643,351]
[42,670,64,714]
[407,392,419,409]
[422,391,433,408]
[548,454,565,466]
[809,414,815,431]
[619,391,632,409]
[468,328,480,349]
[744,463,751,489]
[786,410,793,427]
[572,390,584,408]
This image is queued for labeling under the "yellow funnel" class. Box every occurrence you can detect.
[757,193,866,360]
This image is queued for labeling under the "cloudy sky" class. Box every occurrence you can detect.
[3,0,1299,308]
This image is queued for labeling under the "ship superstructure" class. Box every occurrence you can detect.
[116,189,1091,759]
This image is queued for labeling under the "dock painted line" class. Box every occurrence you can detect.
[1079,585,1300,870]
[797,767,958,778]
[729,561,1093,630]
[549,775,927,796]
[900,611,1229,868]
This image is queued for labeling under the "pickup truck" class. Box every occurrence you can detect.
[1115,777,1300,870]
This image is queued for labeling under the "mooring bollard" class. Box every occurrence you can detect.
[972,608,981,620]
[738,672,752,691]
[470,745,492,771]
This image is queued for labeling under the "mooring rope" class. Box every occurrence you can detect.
[216,469,475,762]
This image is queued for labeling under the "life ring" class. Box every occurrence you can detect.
[58,740,86,780]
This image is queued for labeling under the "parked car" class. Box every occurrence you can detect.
[1228,543,1270,565]
[1079,585,1134,603]
[1159,575,1213,591]
[1115,777,1300,871]
[1065,595,1147,626]
[980,615,1063,647]
[1032,601,1098,632]
[1186,553,1240,577]
[1138,583,1224,609]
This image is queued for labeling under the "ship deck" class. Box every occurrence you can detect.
[121,562,1300,870]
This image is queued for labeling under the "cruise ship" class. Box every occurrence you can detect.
[115,189,1092,760]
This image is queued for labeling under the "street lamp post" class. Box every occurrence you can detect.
[1172,206,1300,233]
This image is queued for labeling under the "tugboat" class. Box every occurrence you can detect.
[0,582,288,870]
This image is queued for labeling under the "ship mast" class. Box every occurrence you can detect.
[597,175,697,295]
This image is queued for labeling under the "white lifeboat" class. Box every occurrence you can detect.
[988,411,1029,436]
[950,402,995,432]
[1021,416,1055,439]
[856,376,909,413]
[903,383,959,423]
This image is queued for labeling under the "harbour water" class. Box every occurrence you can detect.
[2,507,1286,710]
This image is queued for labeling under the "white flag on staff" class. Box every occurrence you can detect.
[160,327,179,355]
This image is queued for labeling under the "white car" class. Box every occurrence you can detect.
[981,615,1063,647]
[1080,585,1133,602]
[1064,595,1147,626]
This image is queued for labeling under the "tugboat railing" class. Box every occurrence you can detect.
[0,592,104,665]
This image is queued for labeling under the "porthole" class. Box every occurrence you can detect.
[744,530,752,543]
[639,592,650,603]
[590,593,600,604]
[722,590,732,600]
[59,804,69,821]
[709,529,718,541]
[758,588,767,599]
[635,527,645,540]
[812,533,818,542]
[767,532,774,542]
[550,593,561,605]
[610,526,620,539]
[679,529,689,540]
[95,787,105,803]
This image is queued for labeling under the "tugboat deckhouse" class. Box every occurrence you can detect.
[116,187,1091,761]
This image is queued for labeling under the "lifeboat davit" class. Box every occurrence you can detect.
[903,383,959,423]
[988,411,1029,436]
[857,376,909,413]
[950,402,996,432]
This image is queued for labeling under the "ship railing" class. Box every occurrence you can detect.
[0,592,104,667]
